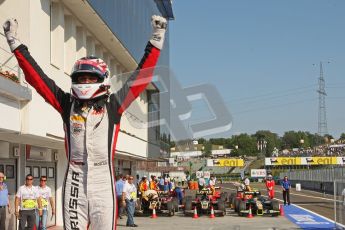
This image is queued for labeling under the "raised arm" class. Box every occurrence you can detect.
[3,19,69,115]
[115,15,167,114]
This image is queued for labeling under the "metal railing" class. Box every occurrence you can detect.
[0,31,22,84]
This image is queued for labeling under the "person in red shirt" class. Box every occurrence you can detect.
[265,174,275,199]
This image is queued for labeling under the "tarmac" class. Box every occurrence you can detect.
[116,209,299,230]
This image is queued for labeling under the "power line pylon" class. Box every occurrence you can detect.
[317,62,328,137]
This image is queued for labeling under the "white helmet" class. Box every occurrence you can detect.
[70,56,110,100]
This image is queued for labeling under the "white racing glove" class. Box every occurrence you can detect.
[149,15,167,50]
[3,18,21,52]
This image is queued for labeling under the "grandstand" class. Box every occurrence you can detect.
[178,158,206,172]
[277,144,345,157]
[200,166,233,175]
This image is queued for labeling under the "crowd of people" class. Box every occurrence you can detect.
[276,145,345,157]
[115,174,187,228]
[0,172,55,230]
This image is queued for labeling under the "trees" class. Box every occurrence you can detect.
[229,134,258,156]
[171,129,336,159]
[202,141,212,157]
[254,130,282,157]
[282,131,325,149]
[340,133,345,140]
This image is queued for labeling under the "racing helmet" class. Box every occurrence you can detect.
[70,56,110,100]
[267,174,273,180]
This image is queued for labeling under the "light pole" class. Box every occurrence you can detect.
[257,139,267,158]
[300,139,304,150]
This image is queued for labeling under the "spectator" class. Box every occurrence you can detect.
[281,176,291,205]
[122,176,138,227]
[15,174,42,230]
[36,176,55,230]
[342,187,345,206]
[115,174,124,219]
[0,172,10,230]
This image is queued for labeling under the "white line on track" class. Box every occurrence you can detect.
[223,186,342,202]
[274,190,342,202]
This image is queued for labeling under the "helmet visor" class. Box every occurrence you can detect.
[71,64,106,83]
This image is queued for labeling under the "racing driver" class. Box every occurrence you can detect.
[3,15,167,230]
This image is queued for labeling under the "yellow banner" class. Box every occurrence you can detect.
[265,157,301,166]
[212,158,244,167]
[265,157,341,166]
[304,157,337,165]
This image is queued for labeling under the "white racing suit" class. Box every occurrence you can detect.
[13,42,160,229]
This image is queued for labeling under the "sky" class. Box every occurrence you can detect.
[169,0,345,139]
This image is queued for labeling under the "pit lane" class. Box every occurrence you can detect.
[117,209,298,230]
[221,182,345,228]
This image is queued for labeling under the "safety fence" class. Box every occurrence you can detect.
[334,179,345,228]
[280,167,345,182]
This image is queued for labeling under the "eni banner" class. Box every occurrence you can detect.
[265,157,301,166]
[265,157,345,166]
[207,158,244,167]
[300,157,338,165]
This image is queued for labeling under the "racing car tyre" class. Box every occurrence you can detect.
[172,197,179,212]
[217,200,226,216]
[167,201,175,216]
[220,192,228,202]
[271,200,280,217]
[228,193,234,203]
[238,200,247,217]
[184,196,193,212]
[234,198,240,212]
[181,197,186,205]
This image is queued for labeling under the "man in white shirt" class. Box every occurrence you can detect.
[198,176,206,190]
[122,176,137,227]
[15,174,42,230]
[36,176,55,230]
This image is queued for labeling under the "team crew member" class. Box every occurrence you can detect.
[149,176,158,190]
[122,176,137,227]
[243,177,252,191]
[281,176,291,205]
[209,176,216,195]
[15,174,42,230]
[139,176,148,193]
[3,15,167,230]
[0,172,10,230]
[36,176,55,230]
[265,174,275,199]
